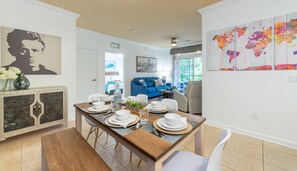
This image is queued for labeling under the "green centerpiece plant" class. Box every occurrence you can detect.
[125,99,145,111]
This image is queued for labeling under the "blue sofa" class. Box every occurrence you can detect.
[131,77,172,98]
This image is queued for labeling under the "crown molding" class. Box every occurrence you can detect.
[197,0,245,15]
[24,0,80,19]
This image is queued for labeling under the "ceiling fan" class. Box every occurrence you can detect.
[171,38,192,47]
[171,38,177,47]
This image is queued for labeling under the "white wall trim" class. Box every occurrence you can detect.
[26,0,80,19]
[197,0,245,15]
[206,120,297,150]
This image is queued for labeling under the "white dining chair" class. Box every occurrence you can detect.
[161,98,178,112]
[88,93,103,103]
[136,94,148,104]
[85,94,105,149]
[163,128,232,171]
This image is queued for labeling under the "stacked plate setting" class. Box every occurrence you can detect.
[157,113,187,131]
[108,114,137,125]
[146,101,167,113]
[157,119,187,131]
[106,110,139,127]
[88,105,110,113]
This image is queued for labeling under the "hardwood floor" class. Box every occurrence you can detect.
[0,120,296,171]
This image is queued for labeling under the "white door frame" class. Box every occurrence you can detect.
[104,51,125,96]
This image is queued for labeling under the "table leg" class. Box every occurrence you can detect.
[195,128,203,155]
[76,109,82,134]
[147,158,162,171]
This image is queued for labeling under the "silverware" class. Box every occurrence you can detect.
[159,132,172,140]
[103,109,113,115]
[131,122,141,130]
[152,127,160,136]
[133,122,141,130]
[152,128,172,141]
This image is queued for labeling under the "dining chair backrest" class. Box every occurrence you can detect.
[206,128,231,171]
[136,94,148,104]
[161,99,178,111]
[88,93,104,103]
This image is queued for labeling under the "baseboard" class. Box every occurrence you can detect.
[205,120,297,150]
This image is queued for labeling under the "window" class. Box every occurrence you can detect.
[179,57,202,82]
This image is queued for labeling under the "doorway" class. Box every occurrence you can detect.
[76,49,97,102]
[104,52,124,96]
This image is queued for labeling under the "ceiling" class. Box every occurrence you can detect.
[41,0,221,49]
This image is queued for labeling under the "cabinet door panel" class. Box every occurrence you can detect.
[4,95,35,133]
[40,92,63,124]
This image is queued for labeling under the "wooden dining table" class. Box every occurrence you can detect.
[74,103,206,171]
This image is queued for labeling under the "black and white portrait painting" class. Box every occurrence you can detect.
[1,27,61,75]
[136,56,157,72]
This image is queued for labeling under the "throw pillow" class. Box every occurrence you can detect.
[154,79,163,87]
[139,79,147,86]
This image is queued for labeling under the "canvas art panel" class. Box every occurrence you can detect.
[236,18,274,70]
[1,27,61,75]
[207,27,236,71]
[136,56,157,72]
[275,12,297,70]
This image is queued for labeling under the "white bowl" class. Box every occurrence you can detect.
[93,101,105,110]
[150,101,162,109]
[164,113,182,126]
[115,110,131,121]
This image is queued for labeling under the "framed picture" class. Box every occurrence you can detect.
[136,56,157,72]
[275,12,297,70]
[207,27,236,71]
[1,27,61,75]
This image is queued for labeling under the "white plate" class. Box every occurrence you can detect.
[108,115,136,125]
[87,105,110,112]
[157,118,187,131]
[160,119,185,129]
[147,104,167,111]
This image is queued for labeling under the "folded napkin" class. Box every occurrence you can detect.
[114,116,135,128]
[180,117,188,126]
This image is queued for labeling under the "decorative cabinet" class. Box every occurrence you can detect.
[0,86,67,141]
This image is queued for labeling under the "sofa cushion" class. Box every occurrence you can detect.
[145,78,155,87]
[147,87,157,94]
[155,86,164,91]
[163,85,171,90]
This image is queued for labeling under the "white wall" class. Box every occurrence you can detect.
[77,28,172,96]
[199,0,297,149]
[0,0,78,120]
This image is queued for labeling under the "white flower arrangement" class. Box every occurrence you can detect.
[0,67,21,80]
[0,67,21,90]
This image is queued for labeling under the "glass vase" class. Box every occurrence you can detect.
[2,79,14,91]
[14,73,30,89]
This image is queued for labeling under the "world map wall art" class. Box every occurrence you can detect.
[207,11,297,71]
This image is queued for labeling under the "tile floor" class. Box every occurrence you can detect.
[0,120,296,171]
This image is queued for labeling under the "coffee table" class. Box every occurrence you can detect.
[158,89,174,99]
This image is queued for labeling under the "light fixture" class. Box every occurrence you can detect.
[171,38,177,47]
